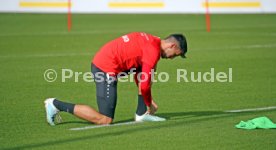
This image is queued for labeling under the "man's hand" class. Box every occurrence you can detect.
[147,100,158,115]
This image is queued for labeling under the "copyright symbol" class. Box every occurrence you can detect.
[44,69,57,82]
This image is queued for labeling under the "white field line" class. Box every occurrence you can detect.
[0,30,118,37]
[1,25,275,37]
[0,27,184,37]
[70,121,141,131]
[204,32,276,37]
[0,52,91,58]
[2,31,276,38]
[225,106,276,113]
[192,43,276,51]
[70,106,276,131]
[2,43,276,59]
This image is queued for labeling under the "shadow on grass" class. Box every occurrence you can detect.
[3,109,276,150]
[58,121,92,126]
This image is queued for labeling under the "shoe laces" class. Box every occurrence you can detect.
[55,113,63,123]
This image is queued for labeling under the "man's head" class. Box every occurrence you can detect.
[160,34,187,59]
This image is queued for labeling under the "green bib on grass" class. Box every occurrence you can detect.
[235,116,276,129]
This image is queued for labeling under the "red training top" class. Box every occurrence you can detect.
[92,32,161,106]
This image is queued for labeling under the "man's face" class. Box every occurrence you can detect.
[161,43,182,59]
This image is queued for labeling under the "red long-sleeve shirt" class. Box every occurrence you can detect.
[93,32,161,106]
[133,63,154,106]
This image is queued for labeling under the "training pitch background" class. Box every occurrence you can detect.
[0,14,276,150]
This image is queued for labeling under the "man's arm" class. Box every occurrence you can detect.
[134,63,158,114]
[134,64,157,87]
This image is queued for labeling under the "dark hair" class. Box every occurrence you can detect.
[166,34,188,58]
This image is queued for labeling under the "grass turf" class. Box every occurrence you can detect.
[0,13,276,150]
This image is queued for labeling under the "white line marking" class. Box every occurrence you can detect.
[0,52,91,58]
[1,25,275,37]
[192,43,276,51]
[2,43,275,59]
[70,121,141,131]
[70,106,276,130]
[225,106,276,113]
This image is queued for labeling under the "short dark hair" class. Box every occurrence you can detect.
[166,34,188,58]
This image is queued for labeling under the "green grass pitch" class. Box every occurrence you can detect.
[0,14,276,150]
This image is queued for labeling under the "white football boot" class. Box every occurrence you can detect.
[44,98,62,126]
[135,112,166,122]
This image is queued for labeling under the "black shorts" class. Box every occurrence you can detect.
[91,64,117,119]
